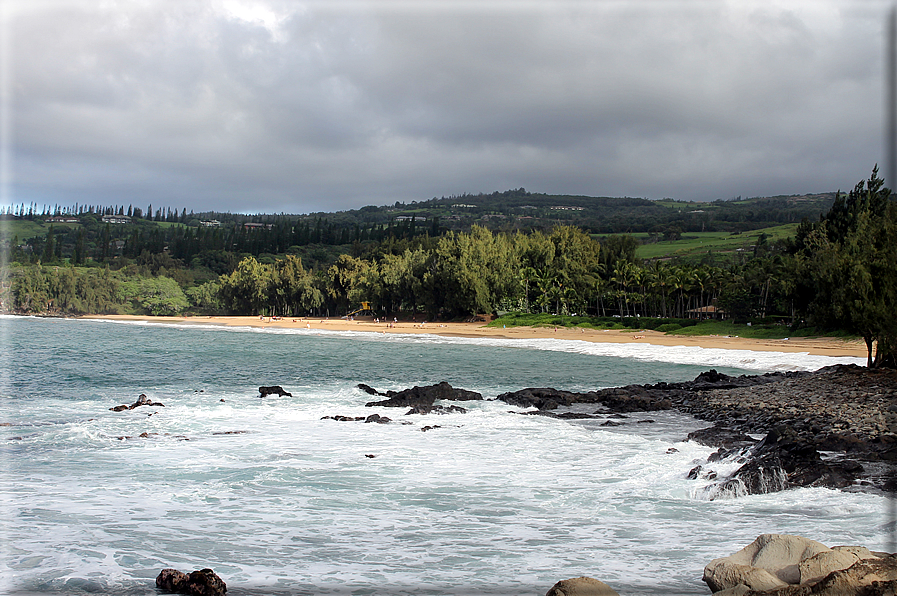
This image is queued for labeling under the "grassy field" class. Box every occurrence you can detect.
[0,219,189,243]
[0,219,82,242]
[667,320,854,340]
[489,312,854,340]
[633,223,799,260]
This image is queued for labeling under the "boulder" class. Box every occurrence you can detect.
[703,535,894,595]
[110,394,165,411]
[832,546,880,560]
[735,427,863,493]
[156,568,226,596]
[591,385,673,413]
[405,405,467,415]
[687,425,757,450]
[703,563,787,593]
[259,386,291,397]
[557,412,601,420]
[357,383,384,396]
[698,427,865,497]
[798,549,860,584]
[156,569,188,592]
[365,382,481,408]
[364,414,391,424]
[802,555,897,595]
[321,415,366,422]
[703,534,830,591]
[716,555,897,595]
[545,576,620,596]
[496,388,582,410]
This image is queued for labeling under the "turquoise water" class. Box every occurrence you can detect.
[0,316,883,595]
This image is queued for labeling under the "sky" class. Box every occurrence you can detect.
[0,0,892,215]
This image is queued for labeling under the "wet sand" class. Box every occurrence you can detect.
[82,315,868,358]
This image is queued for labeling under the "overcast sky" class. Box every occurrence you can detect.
[1,0,891,215]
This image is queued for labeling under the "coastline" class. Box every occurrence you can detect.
[80,314,868,359]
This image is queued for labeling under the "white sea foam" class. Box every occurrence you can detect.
[0,316,886,596]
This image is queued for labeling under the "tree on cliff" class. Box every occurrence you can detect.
[795,166,897,367]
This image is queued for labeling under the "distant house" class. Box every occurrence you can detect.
[550,206,585,211]
[45,216,79,223]
[686,305,725,319]
[243,222,273,230]
[395,216,426,222]
[452,204,476,208]
[101,215,132,224]
[200,220,221,228]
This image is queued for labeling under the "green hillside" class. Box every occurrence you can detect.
[633,224,800,260]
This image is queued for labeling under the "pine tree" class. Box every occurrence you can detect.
[41,227,55,263]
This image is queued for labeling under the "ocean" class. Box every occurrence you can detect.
[0,315,886,595]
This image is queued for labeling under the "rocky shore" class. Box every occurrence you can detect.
[153,367,896,596]
[346,365,896,495]
[499,364,897,495]
[630,364,897,494]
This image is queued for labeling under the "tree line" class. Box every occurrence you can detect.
[3,168,894,367]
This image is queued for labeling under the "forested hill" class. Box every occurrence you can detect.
[4,168,895,366]
[402,189,836,234]
[181,188,834,235]
[2,188,837,273]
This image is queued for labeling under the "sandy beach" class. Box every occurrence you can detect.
[82,314,868,358]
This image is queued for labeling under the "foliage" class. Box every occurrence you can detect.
[120,276,189,316]
[8,265,124,314]
[793,166,897,367]
[218,255,323,316]
[1,169,887,358]
[185,281,223,313]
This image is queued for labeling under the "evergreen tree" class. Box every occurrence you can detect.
[73,229,86,264]
[796,166,897,367]
[41,227,55,263]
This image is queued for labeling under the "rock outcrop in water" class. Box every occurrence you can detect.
[672,365,897,496]
[494,385,673,413]
[109,394,165,411]
[496,388,584,410]
[689,425,865,499]
[156,568,226,596]
[258,385,291,397]
[703,534,896,595]
[357,366,895,494]
[364,381,482,407]
[497,366,895,494]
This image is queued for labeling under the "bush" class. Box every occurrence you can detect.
[656,323,682,333]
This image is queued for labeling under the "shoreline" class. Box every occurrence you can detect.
[80,314,868,359]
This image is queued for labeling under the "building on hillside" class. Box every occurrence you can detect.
[101,215,132,224]
[200,220,221,227]
[45,217,79,223]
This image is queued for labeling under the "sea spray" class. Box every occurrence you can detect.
[0,316,885,595]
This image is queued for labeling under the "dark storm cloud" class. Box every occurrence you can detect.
[3,0,890,214]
